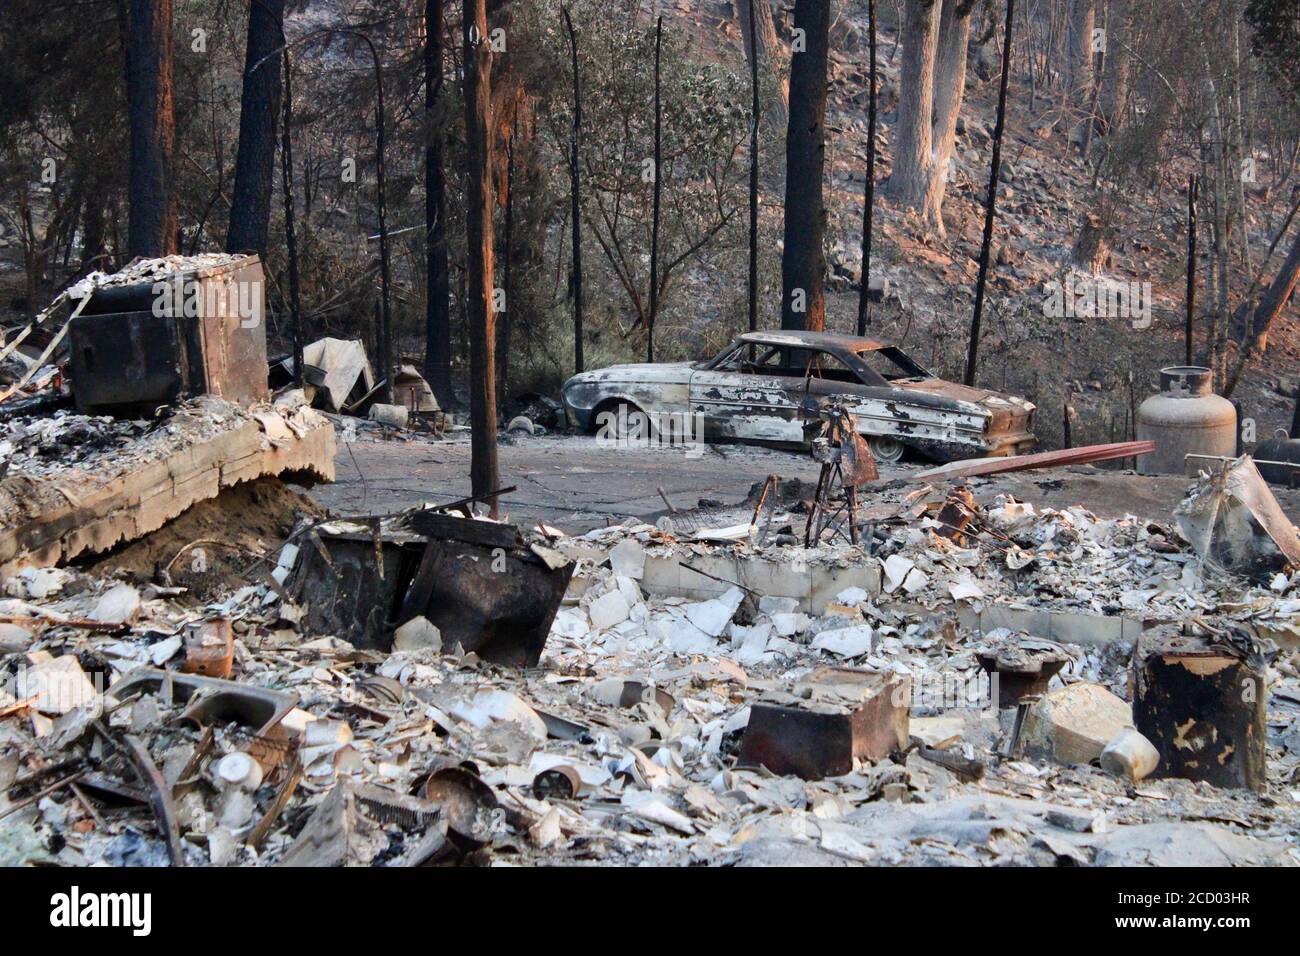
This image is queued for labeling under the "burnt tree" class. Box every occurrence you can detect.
[124,0,177,257]
[464,0,500,512]
[964,0,1014,386]
[856,0,877,335]
[563,6,584,373]
[226,0,285,256]
[736,0,788,127]
[747,0,759,333]
[780,0,830,332]
[425,0,454,408]
[647,15,662,362]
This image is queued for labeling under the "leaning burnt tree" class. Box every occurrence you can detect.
[425,0,454,409]
[464,0,500,513]
[780,0,830,332]
[124,0,177,257]
[226,0,286,257]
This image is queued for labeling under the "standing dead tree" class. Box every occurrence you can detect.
[647,16,663,361]
[885,0,975,237]
[747,0,760,334]
[465,0,500,513]
[227,0,286,257]
[563,6,585,374]
[735,0,788,127]
[780,0,830,331]
[856,0,878,336]
[124,0,177,257]
[425,0,455,409]
[964,0,1015,386]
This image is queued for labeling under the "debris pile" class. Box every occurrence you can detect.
[3,464,1300,866]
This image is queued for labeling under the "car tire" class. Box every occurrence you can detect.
[869,436,906,464]
[596,401,654,443]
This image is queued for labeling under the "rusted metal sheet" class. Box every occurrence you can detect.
[1132,627,1267,791]
[738,667,910,779]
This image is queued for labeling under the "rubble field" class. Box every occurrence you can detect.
[3,451,1300,867]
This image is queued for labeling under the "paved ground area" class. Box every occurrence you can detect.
[307,432,1300,530]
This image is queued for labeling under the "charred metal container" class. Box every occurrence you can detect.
[1136,366,1236,475]
[68,255,269,415]
[738,667,910,780]
[289,511,574,668]
[1132,627,1267,791]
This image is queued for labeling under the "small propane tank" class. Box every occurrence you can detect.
[1135,366,1236,475]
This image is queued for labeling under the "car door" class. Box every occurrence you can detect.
[688,344,806,444]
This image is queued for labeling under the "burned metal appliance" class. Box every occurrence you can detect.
[68,255,270,415]
[289,509,574,667]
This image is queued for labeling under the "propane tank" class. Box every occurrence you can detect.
[1136,367,1236,475]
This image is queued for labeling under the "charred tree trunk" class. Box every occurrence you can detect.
[928,0,975,221]
[1065,0,1095,108]
[856,0,877,336]
[464,0,499,513]
[563,7,584,373]
[747,0,760,334]
[124,0,177,257]
[280,48,303,388]
[1186,174,1198,365]
[884,0,940,230]
[1098,0,1130,132]
[647,16,663,363]
[736,0,788,127]
[780,0,830,332]
[964,0,1014,387]
[426,0,455,409]
[1241,227,1300,355]
[226,0,285,256]
[497,118,515,399]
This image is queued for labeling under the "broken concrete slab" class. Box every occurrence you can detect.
[1019,682,1133,766]
[738,667,910,779]
[640,550,880,614]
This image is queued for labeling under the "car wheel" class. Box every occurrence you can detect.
[869,436,906,464]
[597,402,653,442]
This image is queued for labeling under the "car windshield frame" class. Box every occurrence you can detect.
[700,337,935,386]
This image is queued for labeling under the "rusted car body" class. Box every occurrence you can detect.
[560,330,1035,463]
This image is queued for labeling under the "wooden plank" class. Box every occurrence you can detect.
[910,441,1155,483]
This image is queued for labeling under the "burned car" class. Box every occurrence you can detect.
[561,330,1035,463]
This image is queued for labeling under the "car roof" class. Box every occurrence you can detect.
[735,330,894,353]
